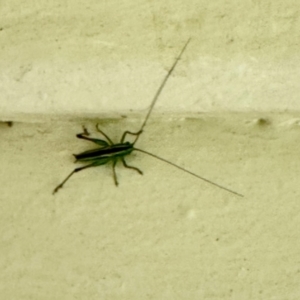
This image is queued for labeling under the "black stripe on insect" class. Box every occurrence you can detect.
[53,39,243,197]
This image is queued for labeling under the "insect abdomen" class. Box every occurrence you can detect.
[74,143,133,161]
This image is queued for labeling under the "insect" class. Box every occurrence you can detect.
[53,39,243,197]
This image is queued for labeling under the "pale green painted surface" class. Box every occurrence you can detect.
[1,114,300,299]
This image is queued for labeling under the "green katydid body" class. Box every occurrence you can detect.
[53,128,142,194]
[74,142,134,162]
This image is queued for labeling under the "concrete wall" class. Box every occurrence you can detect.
[1,1,300,299]
[1,0,300,119]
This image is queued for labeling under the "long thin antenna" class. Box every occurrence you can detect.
[133,38,191,145]
[134,147,244,197]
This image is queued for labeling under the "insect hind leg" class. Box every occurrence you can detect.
[122,158,143,175]
[53,163,95,194]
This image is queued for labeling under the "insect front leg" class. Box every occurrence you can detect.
[121,130,142,143]
[122,158,143,175]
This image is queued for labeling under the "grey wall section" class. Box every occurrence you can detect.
[1,0,300,119]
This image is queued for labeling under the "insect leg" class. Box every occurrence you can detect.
[53,163,96,194]
[122,158,143,175]
[76,133,109,147]
[81,126,90,136]
[121,130,142,143]
[96,124,114,145]
[112,159,118,186]
[53,156,112,194]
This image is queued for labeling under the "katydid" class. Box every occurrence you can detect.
[53,39,243,197]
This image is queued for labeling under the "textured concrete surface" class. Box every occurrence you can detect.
[1,113,300,299]
[1,0,300,299]
[1,0,300,118]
